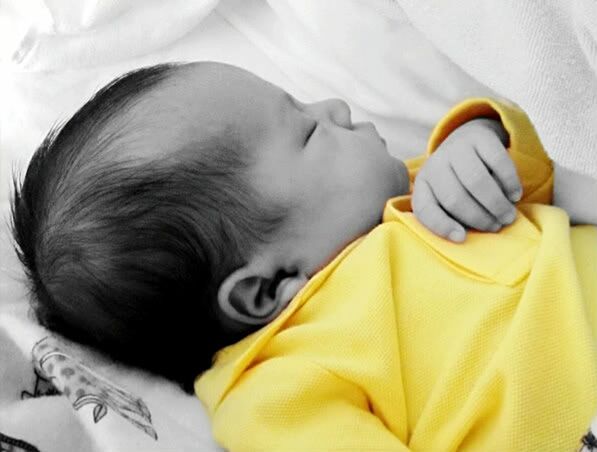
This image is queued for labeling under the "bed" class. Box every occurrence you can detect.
[1,1,596,451]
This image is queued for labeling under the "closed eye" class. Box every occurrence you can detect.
[288,94,317,146]
[305,120,318,145]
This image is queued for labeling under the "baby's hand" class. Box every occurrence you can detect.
[412,118,522,242]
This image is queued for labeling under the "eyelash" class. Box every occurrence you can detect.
[306,121,318,144]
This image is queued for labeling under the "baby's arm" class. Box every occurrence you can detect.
[411,97,555,241]
[553,163,597,226]
[209,358,410,451]
[412,117,519,242]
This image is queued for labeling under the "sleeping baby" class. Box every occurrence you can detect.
[10,61,597,451]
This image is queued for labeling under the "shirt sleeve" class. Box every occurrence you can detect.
[209,357,410,452]
[404,97,554,204]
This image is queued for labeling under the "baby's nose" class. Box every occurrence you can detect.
[319,98,352,129]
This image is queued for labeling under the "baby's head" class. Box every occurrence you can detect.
[10,62,408,391]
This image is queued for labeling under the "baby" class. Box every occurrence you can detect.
[10,62,597,450]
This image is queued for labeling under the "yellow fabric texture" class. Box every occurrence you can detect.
[195,98,597,451]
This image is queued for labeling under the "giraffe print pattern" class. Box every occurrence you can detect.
[32,337,158,440]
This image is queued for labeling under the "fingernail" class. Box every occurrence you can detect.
[449,229,465,242]
[502,210,516,224]
[509,189,522,202]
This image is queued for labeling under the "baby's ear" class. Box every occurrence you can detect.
[217,265,308,329]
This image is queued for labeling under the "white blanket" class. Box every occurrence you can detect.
[396,0,597,179]
[1,1,596,451]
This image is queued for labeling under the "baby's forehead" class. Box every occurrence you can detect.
[137,63,285,155]
[105,63,286,164]
[113,69,238,159]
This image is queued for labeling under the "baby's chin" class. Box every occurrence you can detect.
[390,156,410,197]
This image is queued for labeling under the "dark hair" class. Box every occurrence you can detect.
[10,63,287,392]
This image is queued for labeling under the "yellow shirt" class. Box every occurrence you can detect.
[195,98,597,451]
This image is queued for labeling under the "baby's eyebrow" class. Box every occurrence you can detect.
[277,92,304,138]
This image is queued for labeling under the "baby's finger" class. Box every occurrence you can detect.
[412,179,466,242]
[474,134,522,202]
[430,166,500,232]
[450,151,516,225]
